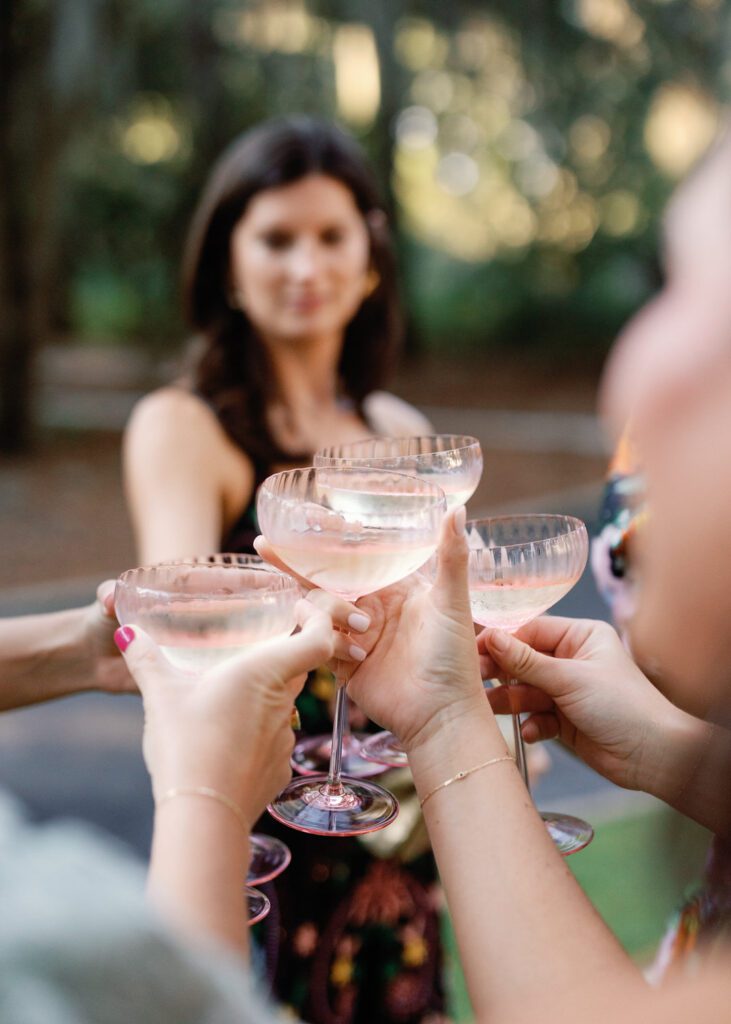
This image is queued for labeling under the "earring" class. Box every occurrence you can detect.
[363,269,381,298]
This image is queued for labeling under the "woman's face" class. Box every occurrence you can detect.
[601,132,731,717]
[229,174,372,348]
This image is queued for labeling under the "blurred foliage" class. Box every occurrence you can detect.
[14,0,731,360]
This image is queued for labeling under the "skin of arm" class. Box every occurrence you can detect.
[123,388,255,564]
[258,514,644,1019]
[116,601,335,957]
[0,582,134,710]
[479,620,731,838]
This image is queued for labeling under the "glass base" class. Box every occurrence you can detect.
[247,833,291,885]
[268,774,399,836]
[359,730,409,768]
[246,885,271,925]
[542,812,594,856]
[291,732,387,778]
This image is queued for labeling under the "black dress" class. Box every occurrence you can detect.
[223,485,447,1024]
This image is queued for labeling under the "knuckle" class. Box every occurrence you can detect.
[307,589,333,610]
[513,644,535,678]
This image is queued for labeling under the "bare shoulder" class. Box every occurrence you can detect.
[362,390,433,437]
[123,386,251,487]
[125,386,221,443]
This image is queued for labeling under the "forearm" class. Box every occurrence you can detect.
[0,608,94,710]
[147,795,250,957]
[648,710,731,837]
[409,705,643,1019]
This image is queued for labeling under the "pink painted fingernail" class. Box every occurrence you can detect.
[348,612,370,633]
[349,644,367,662]
[114,626,135,652]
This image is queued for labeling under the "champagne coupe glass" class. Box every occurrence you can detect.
[465,514,593,855]
[257,466,447,836]
[314,435,483,770]
[115,557,301,918]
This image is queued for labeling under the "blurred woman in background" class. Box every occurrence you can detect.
[123,116,445,1024]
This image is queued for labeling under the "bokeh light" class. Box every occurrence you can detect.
[644,82,719,177]
[118,97,183,165]
[574,0,645,49]
[333,24,380,126]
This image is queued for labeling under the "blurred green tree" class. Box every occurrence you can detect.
[3,0,730,451]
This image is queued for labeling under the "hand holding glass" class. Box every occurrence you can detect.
[464,515,593,855]
[115,556,301,920]
[314,435,483,769]
[257,466,446,836]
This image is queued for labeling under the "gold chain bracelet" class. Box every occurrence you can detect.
[419,755,515,809]
[156,786,249,834]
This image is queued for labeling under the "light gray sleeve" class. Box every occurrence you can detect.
[0,794,293,1024]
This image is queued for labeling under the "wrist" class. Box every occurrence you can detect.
[403,688,490,757]
[408,700,510,798]
[642,702,713,804]
[149,747,267,828]
[155,786,254,837]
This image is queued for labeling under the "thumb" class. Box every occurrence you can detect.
[482,628,565,695]
[113,625,174,695]
[213,600,333,696]
[258,600,334,687]
[432,507,472,618]
[96,580,117,619]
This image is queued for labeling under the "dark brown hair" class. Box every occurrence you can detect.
[182,115,403,477]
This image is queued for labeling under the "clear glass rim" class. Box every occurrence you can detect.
[314,434,482,464]
[465,514,587,552]
[259,465,447,508]
[116,560,300,593]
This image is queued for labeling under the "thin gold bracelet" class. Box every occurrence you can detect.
[419,755,515,809]
[156,786,250,834]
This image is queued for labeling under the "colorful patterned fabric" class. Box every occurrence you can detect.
[590,428,646,637]
[649,836,731,983]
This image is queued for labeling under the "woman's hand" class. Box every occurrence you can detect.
[114,600,334,825]
[478,617,676,792]
[83,581,138,695]
[258,509,488,753]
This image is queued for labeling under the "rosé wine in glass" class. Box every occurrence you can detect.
[468,578,576,632]
[115,561,300,673]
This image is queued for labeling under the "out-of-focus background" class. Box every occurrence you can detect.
[1,0,729,1017]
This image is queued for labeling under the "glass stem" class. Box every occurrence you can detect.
[326,627,352,792]
[326,682,348,791]
[508,677,530,793]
